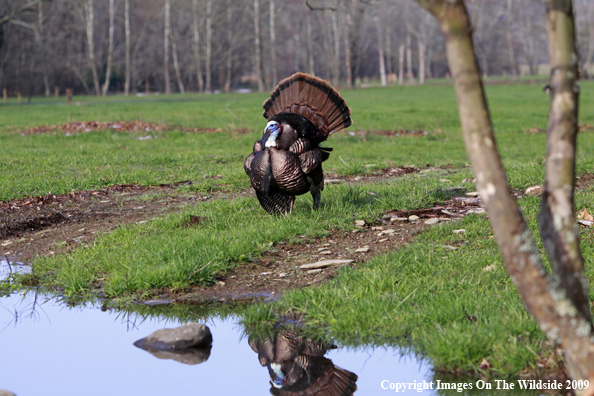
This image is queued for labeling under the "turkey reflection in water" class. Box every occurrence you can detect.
[0,288,433,396]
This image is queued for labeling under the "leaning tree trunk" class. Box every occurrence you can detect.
[164,0,171,94]
[102,0,115,96]
[124,0,131,95]
[413,0,594,390]
[540,0,591,325]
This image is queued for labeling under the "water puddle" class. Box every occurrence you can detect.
[0,290,432,395]
[0,260,545,395]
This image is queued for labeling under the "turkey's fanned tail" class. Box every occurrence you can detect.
[263,72,352,142]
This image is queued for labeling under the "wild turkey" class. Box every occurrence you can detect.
[249,330,358,396]
[244,72,352,215]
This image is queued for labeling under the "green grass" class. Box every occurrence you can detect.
[4,81,594,378]
[3,82,592,201]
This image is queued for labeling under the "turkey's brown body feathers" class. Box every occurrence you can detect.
[245,72,351,215]
[249,331,358,396]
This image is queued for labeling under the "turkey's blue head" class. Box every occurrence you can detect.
[264,121,281,148]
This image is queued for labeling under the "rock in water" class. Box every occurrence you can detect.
[134,323,212,351]
[138,345,212,366]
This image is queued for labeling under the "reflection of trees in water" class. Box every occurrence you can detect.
[249,329,358,396]
[0,288,51,332]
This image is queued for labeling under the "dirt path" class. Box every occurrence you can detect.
[1,166,488,303]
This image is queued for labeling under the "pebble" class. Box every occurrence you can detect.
[354,220,366,227]
[355,246,370,253]
[216,281,226,286]
[424,218,440,225]
[390,217,408,222]
[300,259,354,270]
[378,229,396,237]
[408,215,420,221]
[525,185,544,196]
[452,229,467,234]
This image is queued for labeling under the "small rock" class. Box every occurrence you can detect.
[525,185,544,196]
[144,300,172,305]
[390,217,408,222]
[319,250,333,255]
[465,192,479,197]
[371,226,385,231]
[134,323,212,351]
[307,269,323,274]
[378,238,388,242]
[424,218,440,225]
[354,220,366,227]
[379,229,396,235]
[300,259,354,270]
[452,229,467,234]
[278,273,287,278]
[216,281,225,286]
[355,246,370,253]
[408,215,420,221]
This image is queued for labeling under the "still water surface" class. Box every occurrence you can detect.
[0,258,432,396]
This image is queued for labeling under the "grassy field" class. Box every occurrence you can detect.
[2,81,594,377]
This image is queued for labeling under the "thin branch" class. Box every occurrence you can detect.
[305,0,337,12]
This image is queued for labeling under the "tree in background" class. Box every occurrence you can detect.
[414,0,594,390]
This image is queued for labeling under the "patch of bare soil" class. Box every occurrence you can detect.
[1,165,474,303]
[0,183,247,263]
[157,194,484,304]
[20,120,249,135]
[576,173,594,190]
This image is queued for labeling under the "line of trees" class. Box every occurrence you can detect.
[0,0,593,97]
